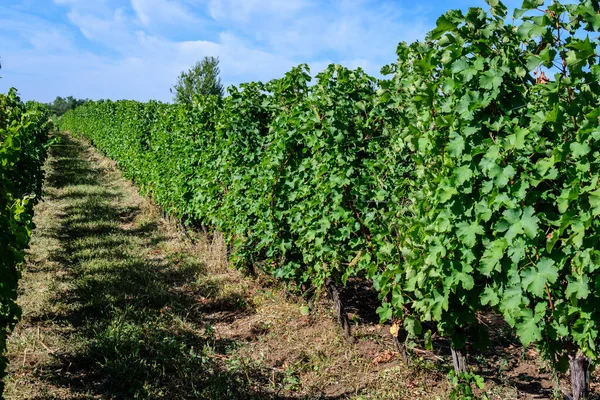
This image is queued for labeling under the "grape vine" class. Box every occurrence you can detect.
[60,1,600,397]
[0,89,51,395]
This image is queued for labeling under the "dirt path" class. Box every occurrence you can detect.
[4,133,563,399]
[4,133,272,399]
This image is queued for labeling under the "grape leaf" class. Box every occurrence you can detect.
[521,258,558,297]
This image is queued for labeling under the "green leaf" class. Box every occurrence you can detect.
[377,91,391,105]
[447,132,465,158]
[500,207,539,242]
[451,59,469,74]
[513,8,527,19]
[506,128,527,150]
[535,156,557,178]
[430,14,459,40]
[376,303,393,322]
[480,239,508,276]
[455,270,475,290]
[566,37,596,68]
[430,290,446,321]
[455,165,473,185]
[479,70,503,90]
[570,142,591,159]
[404,316,422,336]
[501,284,524,312]
[588,189,600,216]
[495,165,516,188]
[566,50,580,67]
[521,0,544,10]
[438,184,458,203]
[566,275,590,300]
[521,258,558,297]
[486,0,508,18]
[516,310,542,346]
[518,21,546,39]
[423,330,433,350]
[456,221,484,247]
[557,185,579,214]
[481,286,500,306]
[521,207,539,238]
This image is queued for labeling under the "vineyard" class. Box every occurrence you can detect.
[2,0,600,398]
[0,89,50,393]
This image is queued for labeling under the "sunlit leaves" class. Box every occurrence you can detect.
[481,239,508,276]
[384,0,600,373]
[521,258,558,297]
[456,221,485,247]
[570,142,591,159]
[430,14,459,40]
[496,207,539,242]
[522,0,544,9]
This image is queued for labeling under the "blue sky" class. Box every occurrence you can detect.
[0,0,522,102]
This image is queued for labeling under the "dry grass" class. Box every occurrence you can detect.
[3,132,594,399]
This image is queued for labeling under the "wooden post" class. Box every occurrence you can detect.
[326,280,355,344]
[569,351,590,400]
[451,346,468,374]
[392,330,411,365]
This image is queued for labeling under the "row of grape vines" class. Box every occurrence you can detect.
[60,1,600,398]
[0,89,51,395]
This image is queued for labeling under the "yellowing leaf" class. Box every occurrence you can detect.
[390,321,400,338]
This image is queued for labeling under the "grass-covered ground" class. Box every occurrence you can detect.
[3,133,589,399]
[4,133,268,398]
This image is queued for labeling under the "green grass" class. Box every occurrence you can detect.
[4,133,275,399]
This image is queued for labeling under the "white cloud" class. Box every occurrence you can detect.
[28,29,75,52]
[204,0,430,64]
[0,6,76,53]
[207,0,311,22]
[67,8,131,44]
[131,0,198,26]
[1,0,435,102]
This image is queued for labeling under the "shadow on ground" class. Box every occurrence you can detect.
[19,134,342,400]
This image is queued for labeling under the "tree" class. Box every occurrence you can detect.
[47,96,87,117]
[171,56,224,103]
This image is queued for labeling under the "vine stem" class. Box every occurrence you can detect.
[545,283,555,312]
[326,280,355,344]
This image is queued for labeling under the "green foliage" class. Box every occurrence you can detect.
[171,56,225,103]
[47,95,87,117]
[60,63,386,292]
[378,0,600,381]
[60,0,600,395]
[448,371,487,400]
[0,88,50,394]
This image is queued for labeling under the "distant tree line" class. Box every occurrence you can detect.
[47,96,89,117]
[42,56,222,117]
[45,56,223,115]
